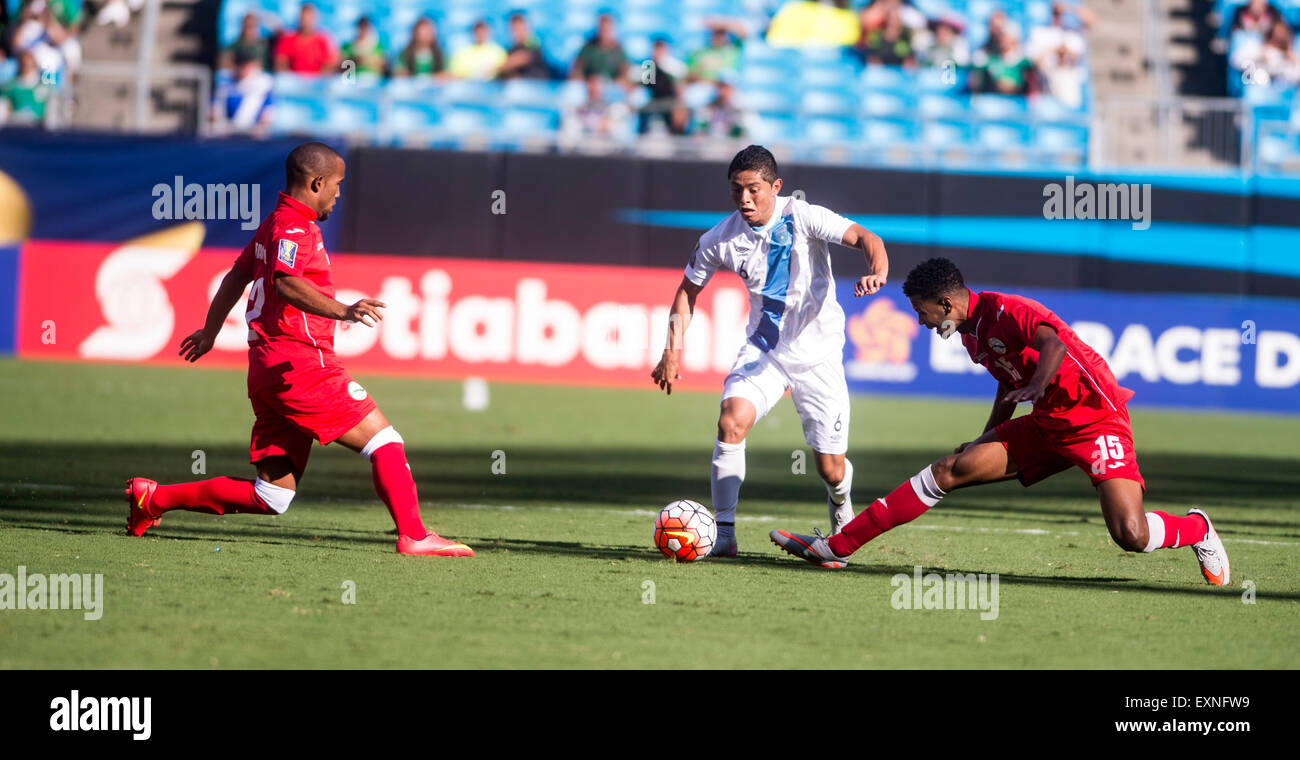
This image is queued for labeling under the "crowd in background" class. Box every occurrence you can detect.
[1226,0,1300,89]
[212,0,1096,139]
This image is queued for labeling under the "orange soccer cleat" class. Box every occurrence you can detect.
[125,477,161,537]
[396,532,475,557]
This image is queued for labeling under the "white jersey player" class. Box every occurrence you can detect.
[651,145,890,556]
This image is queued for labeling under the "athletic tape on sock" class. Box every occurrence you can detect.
[1142,512,1165,552]
[909,465,947,508]
[254,479,295,514]
[827,458,853,504]
[360,426,404,460]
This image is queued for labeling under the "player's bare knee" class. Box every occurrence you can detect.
[1111,516,1148,552]
[716,415,750,444]
[816,457,845,485]
[930,455,960,491]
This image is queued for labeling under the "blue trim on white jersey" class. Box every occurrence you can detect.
[750,214,795,352]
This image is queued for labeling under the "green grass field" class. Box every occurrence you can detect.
[0,357,1296,669]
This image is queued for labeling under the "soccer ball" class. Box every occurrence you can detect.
[653,500,717,562]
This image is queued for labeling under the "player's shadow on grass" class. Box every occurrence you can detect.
[462,536,1300,601]
[2,442,1296,538]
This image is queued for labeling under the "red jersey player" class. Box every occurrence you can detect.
[124,142,472,557]
[771,257,1230,585]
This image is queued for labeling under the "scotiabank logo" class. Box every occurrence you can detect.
[845,298,918,382]
[20,241,750,389]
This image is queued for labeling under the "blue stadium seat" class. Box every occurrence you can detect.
[749,111,799,143]
[800,115,861,143]
[863,89,913,118]
[976,122,1032,153]
[862,117,918,147]
[502,78,564,107]
[738,87,798,113]
[388,98,442,141]
[918,92,969,120]
[271,94,328,135]
[800,87,857,116]
[862,65,908,91]
[498,105,563,138]
[322,93,382,136]
[971,93,1028,121]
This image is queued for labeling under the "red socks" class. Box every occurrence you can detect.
[828,477,937,557]
[1147,511,1208,550]
[151,477,276,516]
[370,442,427,540]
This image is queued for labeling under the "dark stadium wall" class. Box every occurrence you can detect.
[0,130,348,251]
[342,147,1300,300]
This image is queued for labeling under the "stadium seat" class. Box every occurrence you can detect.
[800,114,861,143]
[388,98,442,142]
[971,93,1028,121]
[271,94,329,135]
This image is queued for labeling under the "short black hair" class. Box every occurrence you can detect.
[727,144,778,184]
[902,257,966,301]
[286,142,342,188]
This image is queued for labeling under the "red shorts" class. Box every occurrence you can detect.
[248,367,377,473]
[994,412,1145,490]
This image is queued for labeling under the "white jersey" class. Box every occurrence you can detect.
[684,195,853,368]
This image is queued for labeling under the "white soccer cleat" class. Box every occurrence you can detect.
[1188,508,1230,586]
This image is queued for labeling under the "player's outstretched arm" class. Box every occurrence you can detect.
[1002,325,1067,405]
[840,223,889,296]
[179,263,253,362]
[274,273,387,326]
[651,277,703,395]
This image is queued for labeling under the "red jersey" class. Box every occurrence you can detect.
[273,31,337,75]
[235,192,341,395]
[960,290,1135,430]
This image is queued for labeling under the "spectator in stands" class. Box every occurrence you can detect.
[973,10,1022,66]
[220,12,269,73]
[1231,0,1282,34]
[211,49,274,137]
[393,16,446,79]
[341,16,386,77]
[1027,2,1090,60]
[95,0,145,28]
[449,19,506,80]
[639,36,687,134]
[692,71,751,138]
[1026,2,1088,108]
[272,2,337,76]
[923,14,970,69]
[859,0,927,37]
[562,72,632,142]
[498,12,550,79]
[687,19,745,83]
[0,48,52,125]
[571,12,628,82]
[854,5,917,67]
[970,26,1036,95]
[1232,18,1300,87]
[11,0,82,77]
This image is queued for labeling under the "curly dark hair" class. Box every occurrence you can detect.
[727,145,778,184]
[902,257,966,300]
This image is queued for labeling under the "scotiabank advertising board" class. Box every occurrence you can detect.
[15,239,751,391]
[13,238,1300,412]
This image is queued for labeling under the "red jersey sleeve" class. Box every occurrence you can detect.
[270,226,313,279]
[1001,295,1051,348]
[234,239,256,272]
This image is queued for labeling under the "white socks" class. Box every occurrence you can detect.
[827,458,853,504]
[909,465,947,508]
[711,439,746,524]
[1142,512,1165,552]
